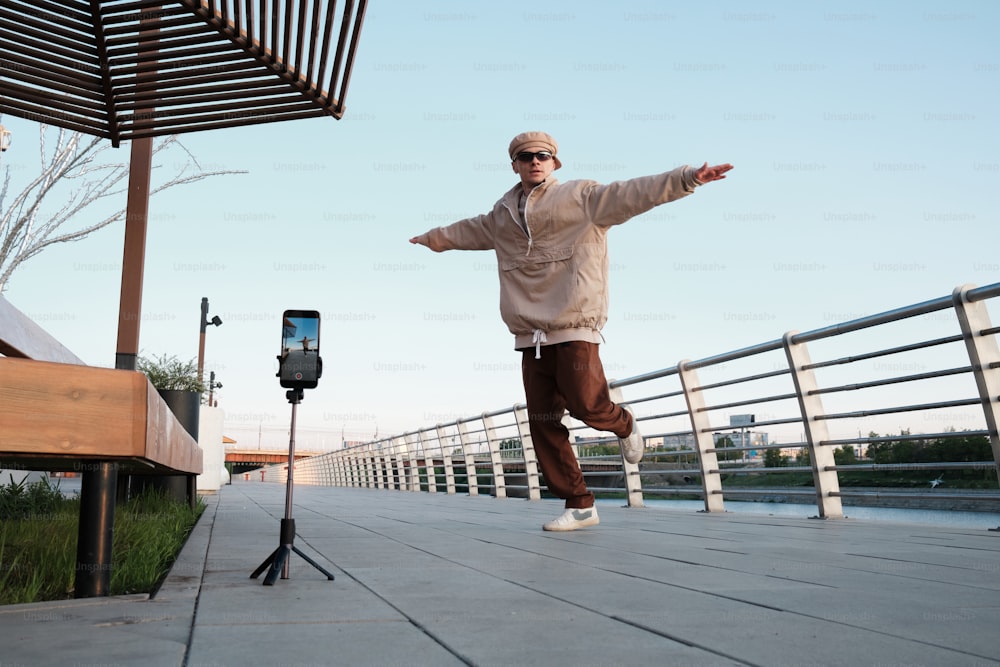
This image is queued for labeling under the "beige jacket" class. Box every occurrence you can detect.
[416,166,701,351]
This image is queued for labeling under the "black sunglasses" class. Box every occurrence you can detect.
[514,151,554,163]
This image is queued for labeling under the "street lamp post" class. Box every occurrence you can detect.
[197,297,222,390]
[207,370,222,407]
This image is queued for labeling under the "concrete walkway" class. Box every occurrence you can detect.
[4,481,1000,666]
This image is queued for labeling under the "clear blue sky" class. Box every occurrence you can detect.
[2,1,997,449]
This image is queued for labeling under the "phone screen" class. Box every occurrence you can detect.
[280,310,321,388]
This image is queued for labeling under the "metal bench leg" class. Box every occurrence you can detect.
[75,462,118,598]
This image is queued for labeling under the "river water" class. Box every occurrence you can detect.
[597,497,1000,530]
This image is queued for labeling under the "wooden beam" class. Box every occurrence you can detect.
[0,295,86,364]
[0,358,203,474]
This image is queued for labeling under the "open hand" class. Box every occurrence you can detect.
[695,162,734,183]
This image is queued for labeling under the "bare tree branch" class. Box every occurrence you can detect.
[0,124,245,293]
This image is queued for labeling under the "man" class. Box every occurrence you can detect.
[410,131,732,531]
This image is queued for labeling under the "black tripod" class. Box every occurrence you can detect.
[251,387,335,586]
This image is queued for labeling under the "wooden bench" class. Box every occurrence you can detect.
[0,357,203,476]
[0,294,203,597]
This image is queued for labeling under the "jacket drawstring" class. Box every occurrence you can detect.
[532,329,547,359]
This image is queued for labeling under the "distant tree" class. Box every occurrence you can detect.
[0,124,243,292]
[578,443,620,458]
[715,436,739,462]
[796,447,811,467]
[764,448,789,468]
[833,446,858,465]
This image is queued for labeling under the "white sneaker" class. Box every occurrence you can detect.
[618,405,644,464]
[543,506,600,532]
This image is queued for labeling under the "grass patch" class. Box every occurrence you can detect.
[0,477,204,605]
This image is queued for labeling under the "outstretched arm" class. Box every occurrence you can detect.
[694,162,734,184]
[409,213,495,252]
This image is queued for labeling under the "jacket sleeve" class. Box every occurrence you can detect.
[413,212,496,252]
[581,166,700,227]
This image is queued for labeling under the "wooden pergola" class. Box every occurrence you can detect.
[0,0,369,598]
[0,0,368,145]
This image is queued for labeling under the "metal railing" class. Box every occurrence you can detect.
[259,282,1000,517]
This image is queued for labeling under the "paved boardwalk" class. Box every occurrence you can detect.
[4,481,1000,666]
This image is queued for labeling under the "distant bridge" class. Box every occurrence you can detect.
[225,448,324,474]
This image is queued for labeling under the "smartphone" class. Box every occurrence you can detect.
[279,309,321,388]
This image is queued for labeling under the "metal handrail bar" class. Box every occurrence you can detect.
[641,488,707,497]
[699,393,799,412]
[695,367,791,391]
[811,366,973,395]
[645,446,697,456]
[648,429,697,439]
[816,397,982,421]
[700,416,802,431]
[679,339,786,372]
[707,441,794,454]
[642,409,692,421]
[821,430,991,447]
[833,490,994,501]
[790,295,953,344]
[827,461,994,472]
[713,465,814,474]
[609,365,679,389]
[626,389,685,405]
[803,335,964,370]
[967,283,1000,302]
[711,488,818,497]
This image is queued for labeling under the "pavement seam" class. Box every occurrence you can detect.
[179,493,220,667]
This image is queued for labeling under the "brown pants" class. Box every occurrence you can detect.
[521,341,633,509]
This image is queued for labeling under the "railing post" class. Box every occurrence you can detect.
[482,413,507,499]
[348,449,360,487]
[392,436,409,490]
[514,404,542,501]
[317,454,328,485]
[436,425,458,494]
[359,446,371,488]
[335,452,345,486]
[381,440,395,489]
[455,420,479,496]
[416,430,436,493]
[298,457,315,485]
[404,433,421,491]
[783,332,844,519]
[369,444,383,489]
[333,452,344,486]
[952,284,1000,485]
[609,386,644,508]
[678,361,725,512]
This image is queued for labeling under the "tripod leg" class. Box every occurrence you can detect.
[250,546,281,579]
[292,545,336,580]
[264,546,290,586]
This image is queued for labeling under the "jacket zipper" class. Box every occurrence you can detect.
[503,194,533,257]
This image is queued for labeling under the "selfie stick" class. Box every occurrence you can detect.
[250,385,335,586]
